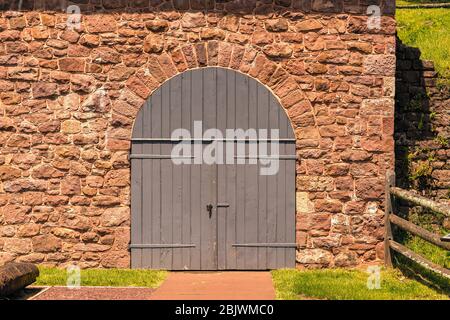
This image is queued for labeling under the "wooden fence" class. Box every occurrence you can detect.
[384,170,450,279]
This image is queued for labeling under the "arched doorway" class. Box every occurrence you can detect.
[130,67,296,270]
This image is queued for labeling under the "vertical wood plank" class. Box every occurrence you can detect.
[202,68,218,270]
[276,95,287,268]
[235,72,249,269]
[142,100,152,268]
[160,82,173,269]
[285,142,297,268]
[217,68,228,270]
[131,105,144,268]
[225,70,237,269]
[181,71,192,270]
[257,86,269,269]
[245,78,258,269]
[266,93,279,269]
[190,69,203,270]
[171,74,183,270]
[150,89,162,269]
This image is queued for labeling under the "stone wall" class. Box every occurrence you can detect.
[395,39,450,230]
[395,39,450,200]
[0,0,396,268]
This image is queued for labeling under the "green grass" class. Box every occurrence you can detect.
[272,269,449,300]
[405,236,450,269]
[35,267,168,288]
[397,0,450,5]
[397,219,449,292]
[396,8,450,80]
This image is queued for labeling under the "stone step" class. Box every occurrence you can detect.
[0,263,39,297]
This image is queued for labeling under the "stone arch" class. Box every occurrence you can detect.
[117,40,317,146]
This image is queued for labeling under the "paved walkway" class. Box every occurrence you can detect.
[29,286,155,300]
[25,272,276,300]
[150,272,276,300]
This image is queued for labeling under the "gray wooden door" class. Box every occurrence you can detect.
[130,68,296,270]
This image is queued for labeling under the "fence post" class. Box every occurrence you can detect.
[384,170,395,268]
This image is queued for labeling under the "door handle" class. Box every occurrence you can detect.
[207,203,229,218]
[206,204,213,218]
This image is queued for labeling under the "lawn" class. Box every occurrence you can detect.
[397,0,450,5]
[396,7,450,80]
[404,235,450,269]
[35,267,168,288]
[272,269,449,300]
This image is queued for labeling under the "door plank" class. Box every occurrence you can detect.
[276,104,287,269]
[181,71,192,270]
[160,82,173,269]
[266,94,279,269]
[235,73,249,270]
[257,86,269,269]
[131,102,144,268]
[190,70,203,270]
[217,68,228,270]
[142,100,152,268]
[171,74,183,270]
[150,89,162,269]
[202,68,218,270]
[244,78,258,269]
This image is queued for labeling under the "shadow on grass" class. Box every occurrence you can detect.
[393,253,450,296]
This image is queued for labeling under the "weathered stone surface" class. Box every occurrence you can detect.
[0,166,21,180]
[146,20,169,32]
[85,15,117,33]
[143,34,164,54]
[32,82,57,98]
[181,12,206,29]
[101,207,129,227]
[265,18,289,32]
[296,20,322,32]
[263,43,293,58]
[0,253,15,266]
[296,249,333,266]
[51,227,80,239]
[61,176,81,196]
[73,243,110,252]
[334,251,359,267]
[32,234,62,253]
[363,55,396,76]
[17,224,40,237]
[61,120,81,134]
[32,165,64,179]
[4,238,32,254]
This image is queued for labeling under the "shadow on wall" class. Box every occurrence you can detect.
[394,37,450,294]
[394,37,450,200]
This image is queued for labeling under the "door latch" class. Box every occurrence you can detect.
[206,204,213,218]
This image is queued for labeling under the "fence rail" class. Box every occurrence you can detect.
[384,170,450,279]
